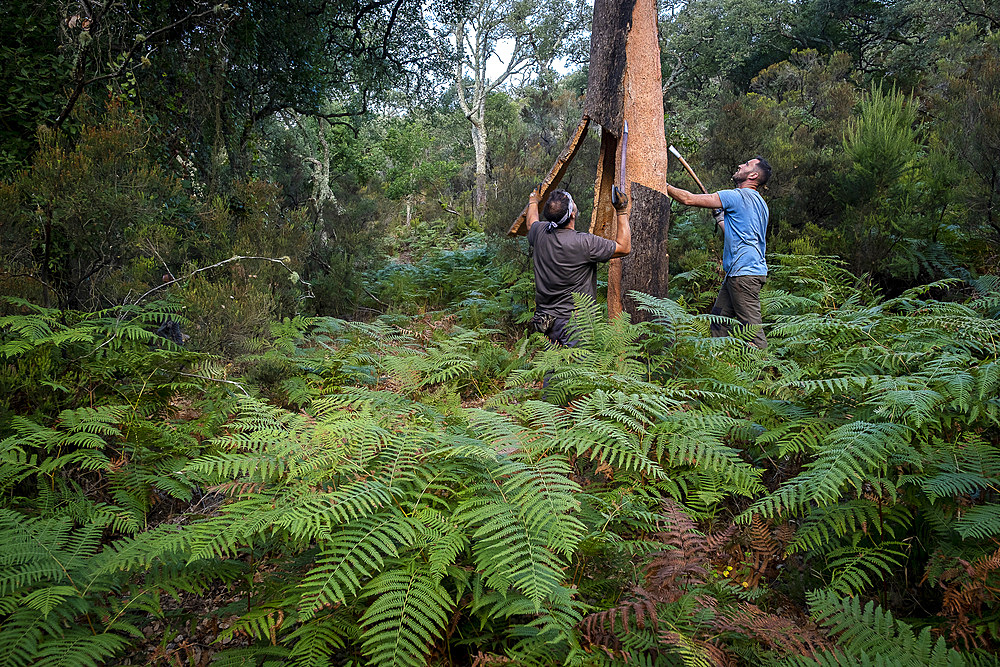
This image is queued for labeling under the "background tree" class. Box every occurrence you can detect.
[450,0,585,219]
[928,28,1000,261]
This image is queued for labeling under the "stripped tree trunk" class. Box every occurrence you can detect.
[586,0,670,322]
[509,0,670,322]
[618,0,670,322]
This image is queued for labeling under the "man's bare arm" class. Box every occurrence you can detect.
[526,189,541,230]
[666,184,722,209]
[610,211,631,258]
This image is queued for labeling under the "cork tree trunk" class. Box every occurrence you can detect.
[508,0,670,322]
[585,0,670,322]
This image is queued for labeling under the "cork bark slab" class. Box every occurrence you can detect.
[588,130,619,240]
[508,116,591,236]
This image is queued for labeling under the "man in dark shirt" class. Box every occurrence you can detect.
[525,188,632,344]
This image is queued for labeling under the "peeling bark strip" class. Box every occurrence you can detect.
[589,130,619,240]
[620,183,671,319]
[584,0,636,137]
[508,116,591,236]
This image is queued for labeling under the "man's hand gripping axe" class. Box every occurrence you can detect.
[668,144,724,233]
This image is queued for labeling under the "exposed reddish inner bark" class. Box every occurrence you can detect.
[510,0,670,321]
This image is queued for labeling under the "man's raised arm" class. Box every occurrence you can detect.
[665,183,722,209]
[666,184,726,233]
[525,188,542,231]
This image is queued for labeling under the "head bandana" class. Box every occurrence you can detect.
[546,193,576,232]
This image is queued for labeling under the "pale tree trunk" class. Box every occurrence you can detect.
[470,113,489,216]
[452,3,535,221]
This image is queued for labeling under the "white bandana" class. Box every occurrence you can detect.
[546,193,576,231]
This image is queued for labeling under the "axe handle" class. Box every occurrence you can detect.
[673,152,710,195]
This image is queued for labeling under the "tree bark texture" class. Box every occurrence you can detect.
[588,0,670,322]
[584,0,635,136]
[471,112,489,218]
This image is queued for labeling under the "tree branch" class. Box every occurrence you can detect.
[54,2,222,128]
[132,255,313,305]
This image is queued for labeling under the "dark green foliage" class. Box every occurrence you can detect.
[2,259,1000,664]
[0,1,68,173]
[0,105,190,310]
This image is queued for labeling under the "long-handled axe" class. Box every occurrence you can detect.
[611,119,629,210]
[668,145,723,234]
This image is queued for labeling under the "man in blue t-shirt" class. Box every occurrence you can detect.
[666,157,772,349]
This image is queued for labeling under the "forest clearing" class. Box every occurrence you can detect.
[1,0,999,665]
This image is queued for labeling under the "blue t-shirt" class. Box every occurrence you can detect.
[718,188,769,276]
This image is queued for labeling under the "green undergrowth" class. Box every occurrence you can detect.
[2,257,1000,666]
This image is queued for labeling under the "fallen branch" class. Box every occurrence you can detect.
[132,255,313,305]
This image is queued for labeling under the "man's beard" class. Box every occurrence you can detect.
[732,173,747,187]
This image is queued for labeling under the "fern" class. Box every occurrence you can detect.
[778,590,976,667]
[298,514,417,618]
[824,542,908,596]
[789,500,911,554]
[746,421,912,519]
[455,453,583,605]
[358,564,455,667]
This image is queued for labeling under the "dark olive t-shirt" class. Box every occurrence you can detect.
[528,221,617,319]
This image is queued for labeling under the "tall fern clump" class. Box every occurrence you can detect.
[518,257,1000,664]
[0,298,234,666]
[753,262,1000,633]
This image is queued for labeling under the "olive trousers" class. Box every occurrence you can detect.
[710,275,767,350]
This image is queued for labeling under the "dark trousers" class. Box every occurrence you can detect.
[710,275,767,350]
[546,318,574,347]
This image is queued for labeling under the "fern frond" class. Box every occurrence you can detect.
[285,612,357,667]
[791,590,973,667]
[745,421,911,520]
[824,542,908,597]
[456,454,581,604]
[788,500,911,554]
[358,564,454,667]
[652,417,766,498]
[954,504,1000,540]
[298,514,417,619]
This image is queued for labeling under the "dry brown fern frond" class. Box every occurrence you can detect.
[714,603,833,657]
[646,499,736,597]
[774,520,796,548]
[470,651,512,666]
[580,589,658,647]
[700,640,738,667]
[927,545,1000,650]
[743,514,785,587]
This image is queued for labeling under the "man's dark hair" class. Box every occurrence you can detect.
[753,156,772,186]
[543,189,572,222]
